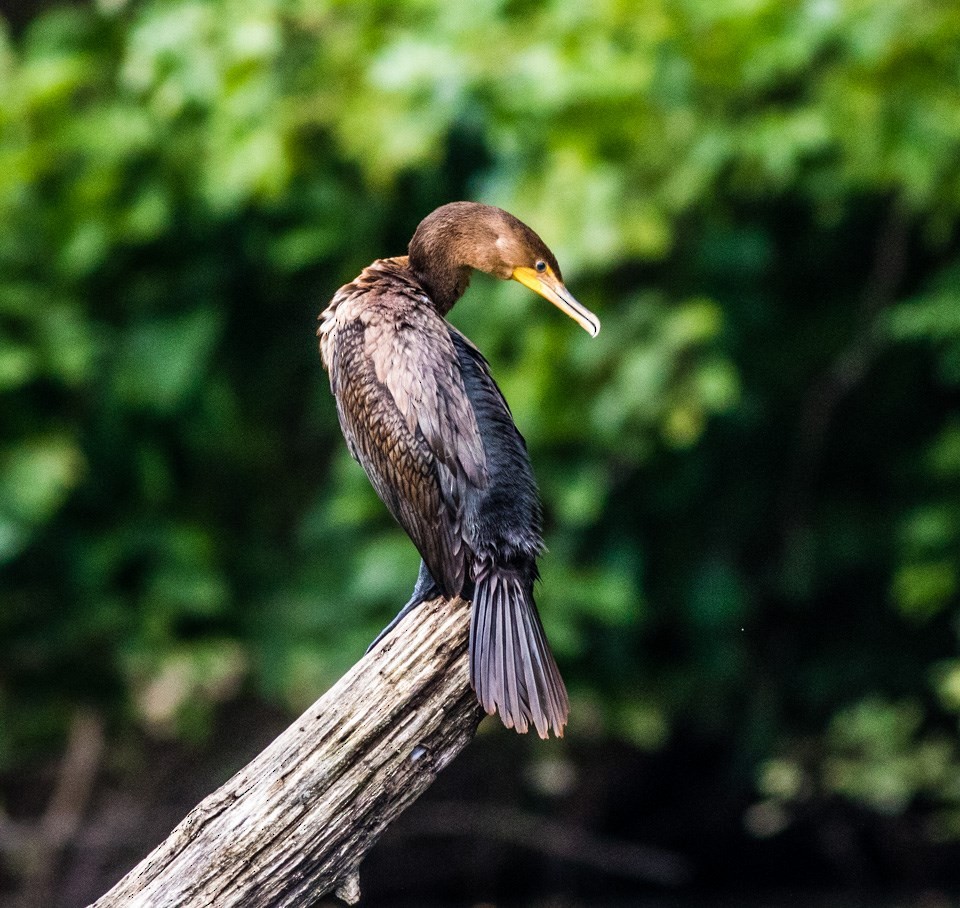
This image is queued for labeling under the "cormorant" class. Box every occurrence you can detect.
[318,202,599,738]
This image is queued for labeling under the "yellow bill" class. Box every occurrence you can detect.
[512,266,600,337]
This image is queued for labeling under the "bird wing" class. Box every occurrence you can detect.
[327,295,488,598]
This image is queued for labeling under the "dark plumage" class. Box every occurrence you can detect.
[318,202,599,738]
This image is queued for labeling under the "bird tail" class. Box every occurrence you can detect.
[469,566,569,739]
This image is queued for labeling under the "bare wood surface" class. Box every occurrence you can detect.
[90,596,483,907]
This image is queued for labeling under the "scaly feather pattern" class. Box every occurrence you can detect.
[320,257,487,598]
[318,203,583,738]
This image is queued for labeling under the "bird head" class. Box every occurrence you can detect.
[409,202,600,337]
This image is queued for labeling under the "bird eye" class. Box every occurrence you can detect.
[535,260,547,273]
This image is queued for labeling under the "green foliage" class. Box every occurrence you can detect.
[757,697,960,839]
[2,0,960,839]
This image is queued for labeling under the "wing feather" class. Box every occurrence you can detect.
[323,273,488,597]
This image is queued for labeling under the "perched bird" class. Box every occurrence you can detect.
[318,202,599,738]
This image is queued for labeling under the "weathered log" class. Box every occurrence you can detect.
[90,596,484,907]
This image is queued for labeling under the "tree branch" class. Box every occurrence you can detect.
[8,709,105,908]
[90,596,483,908]
[405,801,691,886]
[779,203,911,544]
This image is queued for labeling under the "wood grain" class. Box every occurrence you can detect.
[90,597,483,907]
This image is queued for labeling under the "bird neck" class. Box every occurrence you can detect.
[407,243,472,316]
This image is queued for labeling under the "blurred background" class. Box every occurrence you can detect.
[2,0,960,905]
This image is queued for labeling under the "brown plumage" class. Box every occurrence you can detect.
[318,202,599,738]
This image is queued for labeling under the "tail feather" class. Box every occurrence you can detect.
[512,600,541,727]
[503,598,523,729]
[470,569,569,738]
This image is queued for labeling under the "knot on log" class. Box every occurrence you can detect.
[334,870,361,904]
